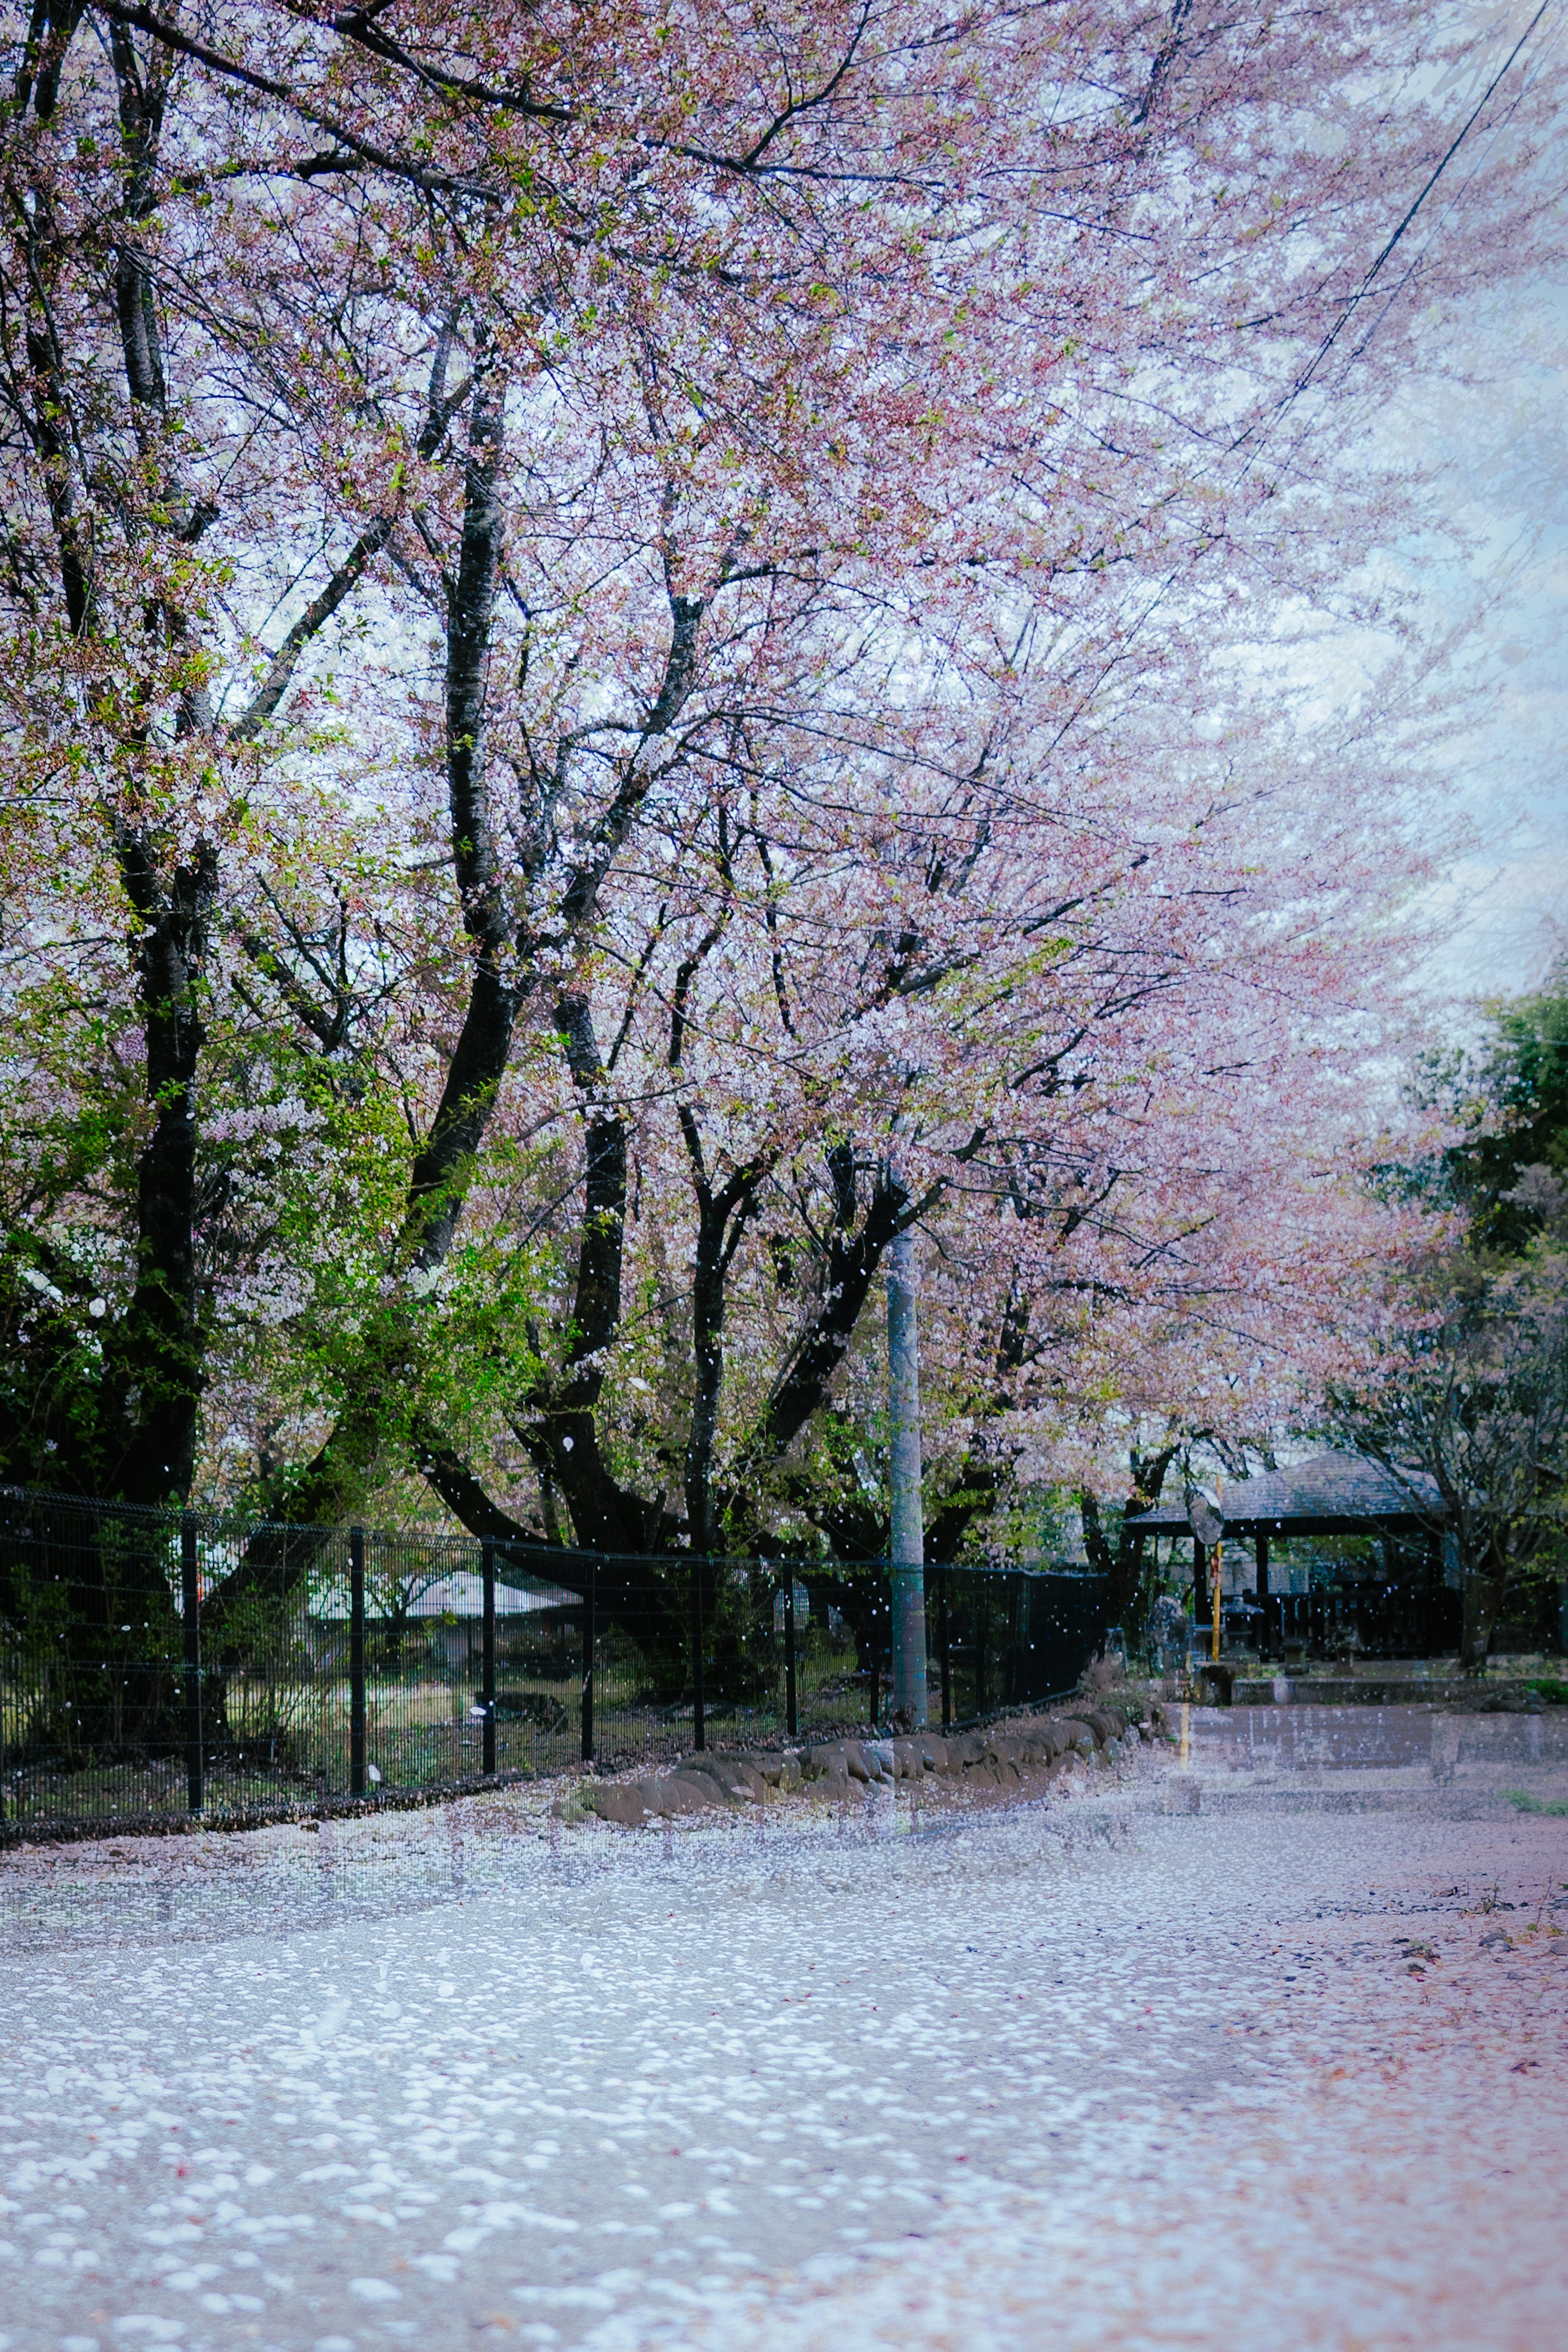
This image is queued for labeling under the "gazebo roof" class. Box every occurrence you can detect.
[1126,1449,1448,1539]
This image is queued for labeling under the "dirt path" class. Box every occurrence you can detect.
[0,1745,1563,2350]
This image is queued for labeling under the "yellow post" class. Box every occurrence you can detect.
[1179,1700,1190,1766]
[1211,1561,1223,1661]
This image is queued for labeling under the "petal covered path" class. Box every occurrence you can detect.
[0,1737,1564,2350]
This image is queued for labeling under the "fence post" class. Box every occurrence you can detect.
[349,1525,366,1797]
[482,1538,496,1777]
[181,1514,203,1813]
[939,1572,951,1728]
[784,1571,797,1740]
[691,1557,705,1752]
[581,1553,596,1763]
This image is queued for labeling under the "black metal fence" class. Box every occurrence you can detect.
[0,1488,1108,1837]
[1259,1584,1462,1660]
[1205,1586,1466,1662]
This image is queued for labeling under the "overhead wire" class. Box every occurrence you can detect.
[1289,0,1558,407]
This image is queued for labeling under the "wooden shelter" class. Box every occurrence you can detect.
[1127,1449,1449,1611]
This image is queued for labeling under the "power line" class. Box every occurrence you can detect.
[1291,0,1557,403]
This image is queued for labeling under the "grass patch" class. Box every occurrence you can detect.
[1502,1789,1568,1817]
[1530,1678,1568,1706]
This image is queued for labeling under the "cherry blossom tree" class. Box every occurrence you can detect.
[0,0,1561,1594]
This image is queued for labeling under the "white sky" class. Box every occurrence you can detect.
[1410,281,1568,1003]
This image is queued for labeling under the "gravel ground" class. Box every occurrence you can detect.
[0,1715,1564,2352]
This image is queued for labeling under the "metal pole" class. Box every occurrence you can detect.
[482,1538,496,1777]
[582,1553,596,1763]
[886,1222,927,1727]
[691,1556,705,1752]
[181,1514,203,1814]
[784,1571,797,1739]
[349,1525,366,1797]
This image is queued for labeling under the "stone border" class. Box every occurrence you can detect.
[566,1702,1158,1827]
[0,1691,1161,1852]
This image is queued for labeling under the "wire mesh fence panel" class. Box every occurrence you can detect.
[489,1567,583,1781]
[200,1519,348,1811]
[1,1490,191,1828]
[755,1564,865,1743]
[693,1558,782,1752]
[926,1569,1110,1727]
[2,1487,1110,1834]
[793,1567,890,1736]
[488,1544,695,1774]
[317,1527,492,1794]
[710,1565,1110,1742]
[585,1552,702,1772]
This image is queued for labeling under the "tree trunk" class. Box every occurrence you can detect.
[1081,1446,1177,1643]
[248,372,516,1536]
[403,365,516,1273]
[105,835,218,1510]
[685,1212,726,1557]
[1459,1565,1508,1675]
[739,1162,909,1481]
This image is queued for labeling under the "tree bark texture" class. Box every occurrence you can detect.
[1080,1445,1178,1638]
[405,366,517,1273]
[109,832,218,1508]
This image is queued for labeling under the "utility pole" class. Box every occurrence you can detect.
[887,1222,928,1728]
